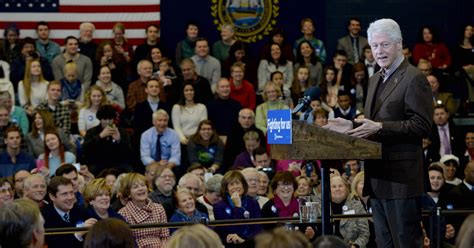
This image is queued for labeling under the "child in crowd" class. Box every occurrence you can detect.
[271,71,293,108]
[329,90,358,120]
[60,62,83,103]
[290,66,312,117]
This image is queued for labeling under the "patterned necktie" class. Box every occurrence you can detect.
[155,133,163,161]
[63,213,70,223]
[441,127,451,155]
[352,38,359,62]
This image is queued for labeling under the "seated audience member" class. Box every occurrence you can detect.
[455,214,474,248]
[197,174,223,221]
[331,50,353,87]
[421,163,455,246]
[144,162,160,189]
[294,175,312,198]
[293,18,327,64]
[224,108,266,169]
[460,130,474,171]
[213,170,263,246]
[133,78,171,137]
[449,161,474,209]
[242,167,269,208]
[258,42,294,93]
[162,173,207,219]
[328,176,369,247]
[10,37,53,89]
[229,62,256,110]
[171,81,208,145]
[413,26,451,70]
[179,58,214,104]
[13,170,30,198]
[0,177,14,207]
[118,173,170,247]
[42,176,96,248]
[403,45,415,65]
[22,174,48,208]
[155,57,181,106]
[82,105,133,174]
[261,171,315,240]
[313,108,329,127]
[187,164,206,184]
[0,24,21,64]
[440,154,462,185]
[168,224,223,248]
[36,21,61,64]
[83,178,124,221]
[427,75,458,115]
[255,227,312,248]
[255,149,276,181]
[351,171,376,247]
[37,131,76,177]
[140,109,181,167]
[346,63,368,113]
[127,60,153,112]
[18,59,50,116]
[255,81,289,134]
[329,90,358,120]
[95,65,125,109]
[191,37,221,92]
[169,188,209,233]
[313,235,349,248]
[60,62,83,109]
[212,23,236,63]
[36,81,72,135]
[78,85,109,137]
[149,166,176,204]
[429,105,461,159]
[52,36,93,92]
[233,131,261,169]
[222,41,258,88]
[0,91,28,135]
[26,109,74,158]
[207,78,242,139]
[0,126,35,178]
[0,198,46,248]
[188,120,224,173]
[294,41,322,86]
[417,59,433,77]
[319,65,339,110]
[0,105,26,152]
[55,164,84,204]
[175,21,199,64]
[290,66,312,110]
[361,44,379,78]
[83,218,134,248]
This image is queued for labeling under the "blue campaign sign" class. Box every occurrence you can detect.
[267,110,292,144]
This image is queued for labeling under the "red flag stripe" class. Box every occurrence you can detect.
[9,21,160,30]
[59,4,160,13]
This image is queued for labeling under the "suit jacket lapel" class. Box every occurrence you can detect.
[365,73,381,119]
[371,61,409,118]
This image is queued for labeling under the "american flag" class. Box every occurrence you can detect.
[0,0,161,46]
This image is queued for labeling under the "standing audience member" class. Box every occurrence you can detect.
[0,198,45,248]
[336,17,369,65]
[212,23,236,63]
[111,22,134,65]
[175,21,199,64]
[0,126,35,178]
[191,37,221,92]
[118,173,170,247]
[95,41,128,95]
[294,18,327,63]
[34,22,60,64]
[51,36,93,93]
[0,24,21,63]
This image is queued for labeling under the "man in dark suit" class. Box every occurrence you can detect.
[41,176,97,248]
[447,161,474,233]
[428,105,462,160]
[326,19,432,247]
[336,17,369,65]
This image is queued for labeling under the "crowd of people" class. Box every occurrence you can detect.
[0,17,473,248]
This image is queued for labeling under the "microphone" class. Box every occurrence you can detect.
[292,86,321,114]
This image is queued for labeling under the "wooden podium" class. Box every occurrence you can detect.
[270,121,382,234]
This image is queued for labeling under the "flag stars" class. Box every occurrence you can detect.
[5,3,9,7]
[40,3,45,7]
[29,3,33,7]
[52,3,57,7]
[16,3,21,7]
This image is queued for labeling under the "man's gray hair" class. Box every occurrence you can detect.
[367,18,403,44]
[23,174,46,190]
[205,174,223,193]
[178,173,200,187]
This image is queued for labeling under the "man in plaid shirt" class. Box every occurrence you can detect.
[37,81,71,135]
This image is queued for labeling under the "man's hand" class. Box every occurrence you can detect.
[111,127,121,141]
[322,118,353,133]
[347,118,382,138]
[99,126,114,139]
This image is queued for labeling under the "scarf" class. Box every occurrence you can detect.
[273,195,299,217]
[60,78,81,100]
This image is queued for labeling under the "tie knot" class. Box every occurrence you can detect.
[63,213,70,222]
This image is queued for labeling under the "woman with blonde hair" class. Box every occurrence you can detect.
[255,81,289,133]
[83,178,124,221]
[18,59,49,115]
[78,85,108,136]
